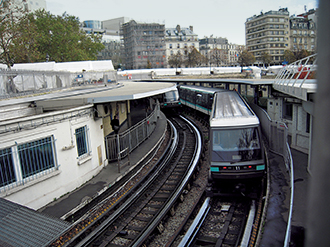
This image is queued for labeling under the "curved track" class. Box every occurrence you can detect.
[50,115,202,247]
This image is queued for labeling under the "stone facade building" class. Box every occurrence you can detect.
[245,8,318,66]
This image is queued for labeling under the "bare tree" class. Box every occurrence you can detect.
[168,51,183,73]
[211,48,227,67]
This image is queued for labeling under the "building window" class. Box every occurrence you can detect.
[75,126,90,157]
[0,148,15,188]
[18,137,56,179]
[1,136,58,191]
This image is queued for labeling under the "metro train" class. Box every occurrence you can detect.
[178,85,265,181]
[156,88,181,113]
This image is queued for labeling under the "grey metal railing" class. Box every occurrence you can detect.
[251,103,294,247]
[105,103,160,162]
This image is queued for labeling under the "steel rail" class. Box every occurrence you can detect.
[65,120,179,247]
[131,115,203,247]
[178,197,211,247]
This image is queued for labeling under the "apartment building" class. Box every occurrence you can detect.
[246,8,318,66]
[289,9,317,53]
[121,20,167,70]
[245,8,290,66]
[199,37,244,66]
[165,25,198,66]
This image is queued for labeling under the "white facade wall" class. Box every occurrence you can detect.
[0,105,106,210]
[267,97,310,153]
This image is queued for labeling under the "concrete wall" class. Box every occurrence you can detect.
[267,97,310,153]
[1,106,106,210]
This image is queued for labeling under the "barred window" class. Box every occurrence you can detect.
[75,126,89,157]
[0,148,16,187]
[1,136,57,191]
[18,137,56,179]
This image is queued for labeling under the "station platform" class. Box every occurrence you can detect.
[39,110,168,219]
[259,149,310,247]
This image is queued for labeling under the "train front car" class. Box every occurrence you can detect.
[209,90,265,181]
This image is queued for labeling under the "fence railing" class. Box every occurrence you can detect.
[0,69,117,99]
[273,53,317,100]
[251,103,294,247]
[105,103,160,162]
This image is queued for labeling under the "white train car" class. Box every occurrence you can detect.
[209,90,265,180]
[178,85,265,180]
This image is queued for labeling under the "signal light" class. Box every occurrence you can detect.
[248,165,252,169]
[223,167,227,170]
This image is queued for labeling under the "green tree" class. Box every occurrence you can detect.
[237,50,255,67]
[168,51,183,71]
[260,52,271,67]
[284,50,296,64]
[9,13,42,63]
[0,0,28,67]
[29,10,104,62]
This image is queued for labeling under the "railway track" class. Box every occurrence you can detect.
[175,178,265,247]
[179,196,253,247]
[50,115,203,246]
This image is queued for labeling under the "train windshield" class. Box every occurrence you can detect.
[211,127,261,162]
[165,90,179,102]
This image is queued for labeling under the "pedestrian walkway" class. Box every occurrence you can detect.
[39,111,168,219]
[259,148,310,247]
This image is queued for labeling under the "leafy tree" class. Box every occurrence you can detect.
[0,0,28,67]
[284,50,296,64]
[168,51,183,71]
[29,10,104,62]
[293,49,310,61]
[9,13,42,63]
[260,52,271,67]
[237,50,255,67]
[146,59,152,69]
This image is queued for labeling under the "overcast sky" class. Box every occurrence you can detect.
[46,0,318,45]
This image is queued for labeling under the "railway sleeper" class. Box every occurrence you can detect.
[119,233,136,240]
[196,235,218,244]
[154,193,171,199]
[127,225,145,231]
[135,215,153,221]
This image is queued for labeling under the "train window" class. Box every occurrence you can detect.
[212,127,260,151]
